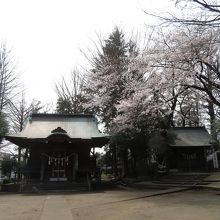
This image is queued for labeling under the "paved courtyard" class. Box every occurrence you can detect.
[0,188,220,220]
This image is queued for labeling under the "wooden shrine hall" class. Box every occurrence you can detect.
[5,114,109,188]
[169,127,212,171]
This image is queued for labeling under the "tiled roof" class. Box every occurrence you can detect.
[170,127,211,147]
[6,113,107,140]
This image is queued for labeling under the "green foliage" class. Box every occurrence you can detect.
[2,178,12,184]
[1,156,17,178]
[149,133,166,153]
[0,113,8,142]
[56,95,88,114]
[95,26,128,71]
[56,98,73,114]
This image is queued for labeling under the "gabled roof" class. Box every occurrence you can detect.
[170,127,211,147]
[6,113,108,141]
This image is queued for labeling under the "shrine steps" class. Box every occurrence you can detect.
[131,172,211,190]
[152,173,209,185]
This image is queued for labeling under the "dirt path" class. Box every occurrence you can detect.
[68,190,220,220]
[0,189,220,220]
[40,195,73,220]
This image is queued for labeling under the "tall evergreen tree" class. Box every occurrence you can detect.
[85,27,141,176]
[85,26,137,130]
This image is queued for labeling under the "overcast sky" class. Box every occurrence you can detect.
[0,0,173,108]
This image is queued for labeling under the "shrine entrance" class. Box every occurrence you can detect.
[41,152,78,182]
[50,152,68,181]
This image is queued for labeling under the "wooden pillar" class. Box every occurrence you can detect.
[86,172,92,191]
[75,154,78,170]
[72,154,78,182]
[18,146,21,181]
[121,148,128,177]
[72,155,75,182]
[112,144,118,177]
[40,154,45,183]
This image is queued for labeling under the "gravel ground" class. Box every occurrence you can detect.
[0,189,219,220]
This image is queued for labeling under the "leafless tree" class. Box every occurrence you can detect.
[145,0,220,27]
[0,43,19,112]
[55,68,86,114]
[174,0,220,26]
[8,92,44,132]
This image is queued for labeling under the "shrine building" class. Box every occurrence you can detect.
[169,127,212,171]
[5,113,109,189]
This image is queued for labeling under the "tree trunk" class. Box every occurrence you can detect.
[168,97,177,127]
[208,100,219,149]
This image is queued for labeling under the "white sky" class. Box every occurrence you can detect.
[0,0,173,108]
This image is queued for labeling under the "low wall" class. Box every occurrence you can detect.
[1,184,20,192]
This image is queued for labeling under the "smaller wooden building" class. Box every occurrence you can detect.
[169,127,212,171]
[5,114,109,186]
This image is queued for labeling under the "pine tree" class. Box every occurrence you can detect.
[86,26,136,130]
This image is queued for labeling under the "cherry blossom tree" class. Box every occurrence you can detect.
[109,25,220,167]
[85,24,220,174]
[138,26,220,146]
[84,27,144,176]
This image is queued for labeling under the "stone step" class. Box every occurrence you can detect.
[154,178,210,181]
[130,173,211,190]
[133,182,209,190]
[152,180,210,185]
[160,176,208,180]
[21,182,88,192]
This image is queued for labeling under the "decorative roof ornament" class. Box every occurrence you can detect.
[51,127,67,134]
